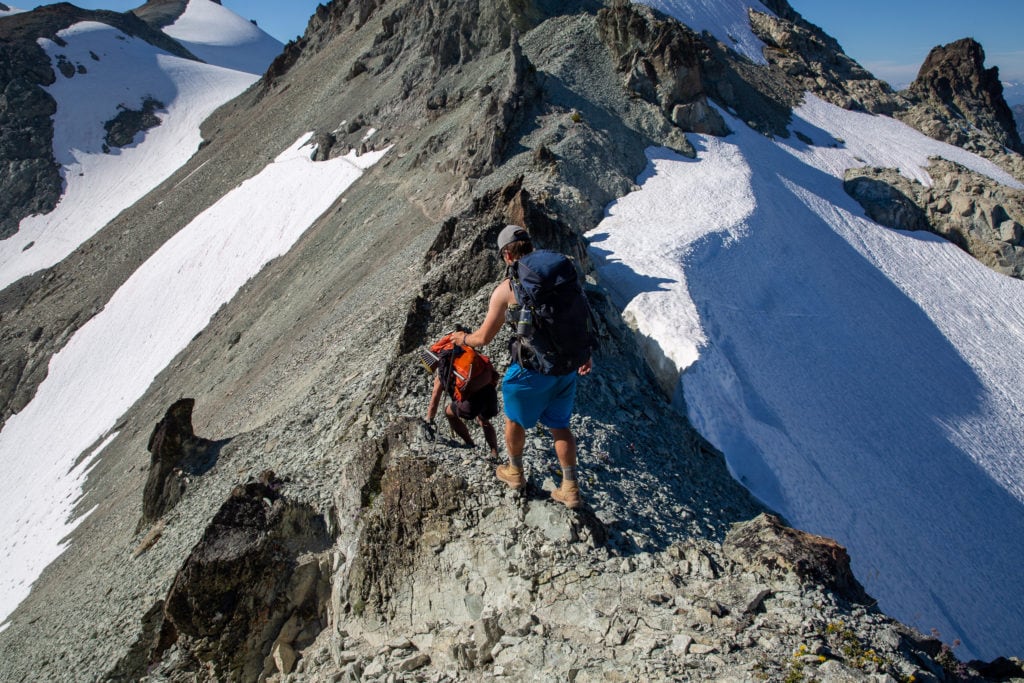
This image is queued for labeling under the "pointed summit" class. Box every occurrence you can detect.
[907,37,1023,154]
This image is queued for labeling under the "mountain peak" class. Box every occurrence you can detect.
[907,37,1023,154]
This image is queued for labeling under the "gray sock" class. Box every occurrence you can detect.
[562,465,577,482]
[509,456,523,471]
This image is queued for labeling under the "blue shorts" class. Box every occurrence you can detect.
[502,363,577,430]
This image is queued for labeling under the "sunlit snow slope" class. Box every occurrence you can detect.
[0,135,387,630]
[0,0,301,631]
[162,0,283,74]
[589,96,1024,661]
[0,4,279,290]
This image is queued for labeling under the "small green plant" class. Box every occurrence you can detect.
[825,620,889,673]
[783,644,810,683]
[570,110,583,124]
[783,659,805,683]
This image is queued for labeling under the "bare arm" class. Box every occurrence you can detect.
[459,279,514,348]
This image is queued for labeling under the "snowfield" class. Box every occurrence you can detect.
[0,6,279,290]
[589,95,1024,661]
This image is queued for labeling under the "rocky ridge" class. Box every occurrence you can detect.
[0,1,1023,682]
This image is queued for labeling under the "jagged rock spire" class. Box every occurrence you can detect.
[907,37,1023,154]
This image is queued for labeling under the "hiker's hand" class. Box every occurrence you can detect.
[578,357,593,376]
[421,419,437,441]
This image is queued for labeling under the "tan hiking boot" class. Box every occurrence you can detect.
[496,463,524,490]
[551,481,581,509]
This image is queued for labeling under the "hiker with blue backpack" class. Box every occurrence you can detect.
[454,225,595,509]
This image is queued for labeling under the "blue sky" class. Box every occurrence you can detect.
[788,0,1024,87]
[19,1,1024,87]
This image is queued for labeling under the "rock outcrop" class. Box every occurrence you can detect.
[102,96,165,152]
[900,38,1024,166]
[750,7,901,116]
[845,160,1024,278]
[140,398,224,527]
[722,513,870,605]
[146,472,333,681]
[0,38,59,240]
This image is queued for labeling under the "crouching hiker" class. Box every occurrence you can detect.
[424,327,500,457]
[453,225,595,509]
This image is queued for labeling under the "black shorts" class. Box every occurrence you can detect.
[452,384,499,421]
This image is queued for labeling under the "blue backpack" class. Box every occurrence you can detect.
[508,250,595,375]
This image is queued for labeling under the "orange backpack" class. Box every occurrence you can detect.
[429,334,497,401]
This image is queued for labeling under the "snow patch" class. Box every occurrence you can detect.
[637,0,772,65]
[0,21,260,290]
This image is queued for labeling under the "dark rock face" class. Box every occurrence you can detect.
[153,473,333,680]
[904,38,1023,155]
[141,398,214,526]
[345,439,464,618]
[0,41,60,240]
[723,513,871,605]
[103,96,165,150]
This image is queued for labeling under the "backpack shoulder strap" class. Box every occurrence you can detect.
[507,263,524,304]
